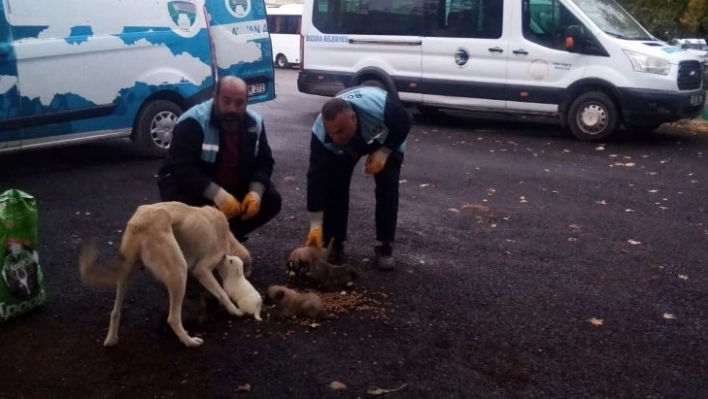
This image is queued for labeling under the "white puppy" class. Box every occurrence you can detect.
[219,255,262,321]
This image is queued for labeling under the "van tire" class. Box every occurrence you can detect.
[134,99,182,158]
[276,54,288,68]
[567,92,619,141]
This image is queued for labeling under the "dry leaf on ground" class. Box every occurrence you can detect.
[588,317,604,326]
[330,381,347,391]
[663,313,676,320]
[627,239,642,245]
[367,383,408,396]
[235,383,251,393]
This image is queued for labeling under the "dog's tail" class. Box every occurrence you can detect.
[79,242,129,288]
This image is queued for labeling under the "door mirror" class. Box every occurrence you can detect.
[565,25,584,53]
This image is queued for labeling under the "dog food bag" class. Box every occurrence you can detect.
[0,189,46,322]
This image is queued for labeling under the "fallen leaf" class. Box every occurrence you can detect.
[678,274,688,280]
[595,145,606,151]
[648,189,658,193]
[627,239,642,245]
[448,208,460,213]
[663,313,676,320]
[588,317,604,326]
[625,209,634,212]
[461,203,490,212]
[399,179,408,183]
[568,224,582,229]
[309,323,321,329]
[567,237,578,242]
[367,383,408,396]
[235,383,252,393]
[419,183,430,188]
[595,200,607,205]
[330,381,347,391]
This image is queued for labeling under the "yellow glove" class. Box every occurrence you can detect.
[364,148,392,175]
[306,227,323,248]
[241,191,261,220]
[306,212,324,248]
[213,188,241,219]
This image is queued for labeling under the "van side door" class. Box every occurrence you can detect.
[0,2,20,150]
[421,0,509,111]
[505,0,589,113]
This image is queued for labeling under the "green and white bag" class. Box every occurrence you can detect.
[0,189,46,322]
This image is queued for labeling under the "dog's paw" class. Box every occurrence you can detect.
[183,336,204,347]
[103,336,119,347]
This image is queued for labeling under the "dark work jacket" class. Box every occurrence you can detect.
[158,103,275,205]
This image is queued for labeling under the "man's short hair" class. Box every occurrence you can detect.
[321,98,352,121]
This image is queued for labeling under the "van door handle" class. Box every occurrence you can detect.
[513,49,529,55]
[488,47,504,53]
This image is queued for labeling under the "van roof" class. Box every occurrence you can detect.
[266,3,302,15]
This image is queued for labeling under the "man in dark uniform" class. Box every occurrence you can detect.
[305,85,412,270]
[157,76,281,242]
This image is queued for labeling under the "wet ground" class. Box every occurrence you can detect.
[1,69,707,398]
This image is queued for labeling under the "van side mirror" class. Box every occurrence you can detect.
[565,25,584,53]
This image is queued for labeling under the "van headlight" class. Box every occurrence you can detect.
[623,50,671,75]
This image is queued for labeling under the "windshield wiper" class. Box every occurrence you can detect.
[604,31,627,39]
[604,31,650,40]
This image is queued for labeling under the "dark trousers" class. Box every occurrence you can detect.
[323,151,403,245]
[158,180,282,241]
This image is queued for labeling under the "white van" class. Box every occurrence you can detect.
[297,0,706,141]
[0,0,275,156]
[266,3,302,68]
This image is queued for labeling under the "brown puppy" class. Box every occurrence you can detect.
[286,244,326,281]
[305,259,357,292]
[266,285,330,319]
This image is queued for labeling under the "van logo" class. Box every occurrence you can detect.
[454,48,470,67]
[226,0,251,18]
[168,0,197,30]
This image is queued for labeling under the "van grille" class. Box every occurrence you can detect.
[677,61,703,90]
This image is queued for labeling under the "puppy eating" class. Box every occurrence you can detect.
[286,244,326,281]
[305,259,357,292]
[220,255,262,321]
[266,285,330,319]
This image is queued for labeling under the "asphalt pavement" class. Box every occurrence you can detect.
[1,69,707,399]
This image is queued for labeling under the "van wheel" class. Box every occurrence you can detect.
[567,92,619,141]
[276,54,288,68]
[134,99,182,158]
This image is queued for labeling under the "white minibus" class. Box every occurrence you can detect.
[298,0,705,141]
[266,3,302,68]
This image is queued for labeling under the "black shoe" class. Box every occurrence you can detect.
[374,243,395,270]
[327,240,346,265]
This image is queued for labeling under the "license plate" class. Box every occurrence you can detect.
[248,83,266,96]
[689,93,703,106]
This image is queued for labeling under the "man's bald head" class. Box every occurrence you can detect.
[216,76,247,97]
[213,76,248,132]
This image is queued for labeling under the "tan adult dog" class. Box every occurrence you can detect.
[79,201,250,348]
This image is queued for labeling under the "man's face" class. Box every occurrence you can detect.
[214,84,247,131]
[323,111,357,146]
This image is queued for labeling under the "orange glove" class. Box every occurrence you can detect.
[241,191,261,220]
[305,212,324,248]
[213,188,241,219]
[306,227,323,248]
[364,148,392,175]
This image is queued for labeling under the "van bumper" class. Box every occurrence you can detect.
[618,87,705,125]
[297,70,349,97]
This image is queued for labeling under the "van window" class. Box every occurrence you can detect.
[426,0,503,39]
[523,0,584,50]
[267,15,301,34]
[312,0,425,36]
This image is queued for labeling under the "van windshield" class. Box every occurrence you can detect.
[571,0,652,40]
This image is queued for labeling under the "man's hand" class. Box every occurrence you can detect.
[364,147,392,175]
[241,191,261,220]
[306,227,323,248]
[306,211,324,248]
[213,188,241,219]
